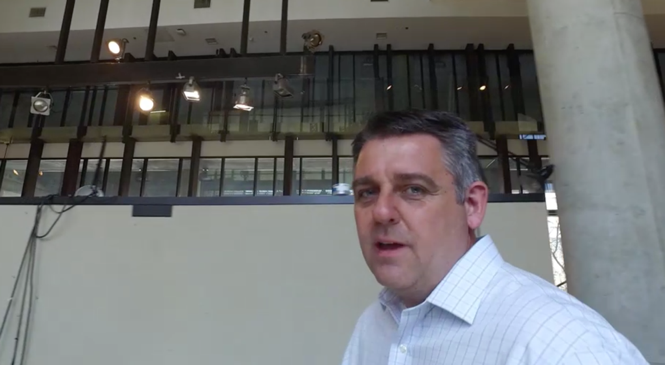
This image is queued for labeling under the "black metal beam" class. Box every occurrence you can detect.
[428,44,439,110]
[496,135,512,194]
[90,0,109,62]
[21,140,44,197]
[283,134,294,195]
[188,137,202,197]
[465,44,481,122]
[280,0,289,55]
[386,44,394,111]
[241,0,251,56]
[118,138,136,196]
[476,44,495,137]
[55,0,76,64]
[331,134,339,185]
[0,56,314,88]
[60,140,83,196]
[327,46,334,132]
[145,0,161,61]
[506,44,525,120]
[373,44,384,112]
[527,140,542,170]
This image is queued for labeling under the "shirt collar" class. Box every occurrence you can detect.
[379,235,504,325]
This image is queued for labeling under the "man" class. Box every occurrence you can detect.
[342,110,647,365]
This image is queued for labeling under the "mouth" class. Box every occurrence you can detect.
[375,240,406,252]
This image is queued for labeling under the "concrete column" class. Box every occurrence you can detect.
[526,0,665,363]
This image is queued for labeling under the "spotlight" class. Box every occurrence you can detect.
[456,86,463,91]
[12,169,18,176]
[137,89,155,112]
[479,85,487,91]
[386,85,393,90]
[183,77,201,102]
[273,74,294,98]
[504,84,510,90]
[302,30,323,53]
[107,38,128,60]
[234,84,253,111]
[30,91,52,116]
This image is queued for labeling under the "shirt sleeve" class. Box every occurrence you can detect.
[560,348,650,365]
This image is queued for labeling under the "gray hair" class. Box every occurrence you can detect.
[351,110,485,203]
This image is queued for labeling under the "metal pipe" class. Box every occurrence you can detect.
[90,0,109,62]
[145,0,162,61]
[280,0,289,55]
[55,0,76,64]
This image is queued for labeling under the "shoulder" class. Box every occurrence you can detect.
[483,264,646,363]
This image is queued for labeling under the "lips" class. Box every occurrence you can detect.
[375,241,406,251]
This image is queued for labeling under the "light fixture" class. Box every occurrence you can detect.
[137,89,155,112]
[456,86,463,91]
[302,30,323,53]
[107,38,128,60]
[234,84,254,111]
[386,85,393,90]
[479,85,487,91]
[273,73,294,98]
[504,84,510,90]
[39,171,43,176]
[12,169,18,176]
[183,77,201,102]
[30,91,52,116]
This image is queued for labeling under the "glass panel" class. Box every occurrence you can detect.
[13,91,34,128]
[485,53,504,121]
[330,55,355,133]
[509,159,522,194]
[274,158,284,196]
[519,54,543,123]
[143,158,180,197]
[35,159,67,196]
[256,158,275,196]
[222,158,255,196]
[479,157,502,194]
[175,93,191,125]
[339,157,354,186]
[43,90,67,127]
[1,160,27,197]
[498,54,515,120]
[435,54,456,113]
[355,54,376,122]
[179,159,191,197]
[63,89,87,127]
[101,87,118,126]
[301,157,333,195]
[81,158,106,187]
[105,159,123,196]
[128,159,144,196]
[409,54,425,110]
[291,157,301,195]
[146,88,165,125]
[454,54,470,120]
[392,55,409,110]
[86,87,104,126]
[189,83,214,126]
[198,158,222,197]
[0,91,14,129]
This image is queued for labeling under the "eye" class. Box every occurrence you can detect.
[356,189,376,199]
[405,186,425,195]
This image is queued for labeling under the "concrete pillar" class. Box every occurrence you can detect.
[526,0,665,363]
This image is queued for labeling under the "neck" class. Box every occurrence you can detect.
[398,232,477,308]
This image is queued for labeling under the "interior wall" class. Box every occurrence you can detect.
[0,202,551,365]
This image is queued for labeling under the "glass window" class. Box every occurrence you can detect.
[485,53,504,122]
[434,54,456,113]
[143,158,180,197]
[274,158,285,196]
[189,83,213,126]
[198,158,223,197]
[408,54,426,110]
[339,157,354,186]
[104,159,122,196]
[223,158,255,196]
[519,54,543,123]
[1,160,27,197]
[392,55,409,111]
[355,54,376,122]
[291,157,301,195]
[453,54,470,120]
[13,91,34,128]
[43,90,67,127]
[479,157,502,194]
[101,87,118,126]
[0,91,15,129]
[35,159,67,196]
[128,159,144,196]
[179,159,191,197]
[79,158,106,188]
[497,54,515,121]
[301,157,333,195]
[256,158,276,196]
[63,89,87,127]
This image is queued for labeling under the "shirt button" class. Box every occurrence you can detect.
[399,344,407,354]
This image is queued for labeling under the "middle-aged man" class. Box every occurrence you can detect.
[342,110,648,365]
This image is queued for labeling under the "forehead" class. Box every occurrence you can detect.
[355,134,446,177]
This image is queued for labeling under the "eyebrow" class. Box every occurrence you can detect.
[352,173,439,190]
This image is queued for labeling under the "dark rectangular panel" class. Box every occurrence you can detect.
[132,204,172,217]
[187,137,202,197]
[0,56,314,88]
[118,139,136,196]
[21,140,44,197]
[496,136,512,194]
[283,135,294,195]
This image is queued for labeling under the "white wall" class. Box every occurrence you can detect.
[0,202,551,365]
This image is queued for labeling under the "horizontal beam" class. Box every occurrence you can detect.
[0,55,314,88]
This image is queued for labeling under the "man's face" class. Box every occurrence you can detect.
[353,134,484,303]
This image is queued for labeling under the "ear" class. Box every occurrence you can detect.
[464,181,489,231]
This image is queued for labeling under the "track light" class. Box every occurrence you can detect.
[137,89,155,112]
[302,30,323,53]
[479,85,487,91]
[30,91,52,116]
[183,77,201,102]
[234,84,254,111]
[273,74,294,98]
[108,38,128,60]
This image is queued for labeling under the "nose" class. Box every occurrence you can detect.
[372,191,400,225]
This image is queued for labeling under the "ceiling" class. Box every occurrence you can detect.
[0,15,664,64]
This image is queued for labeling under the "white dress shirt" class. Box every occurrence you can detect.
[342,235,648,365]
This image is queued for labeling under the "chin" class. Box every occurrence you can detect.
[371,266,413,291]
